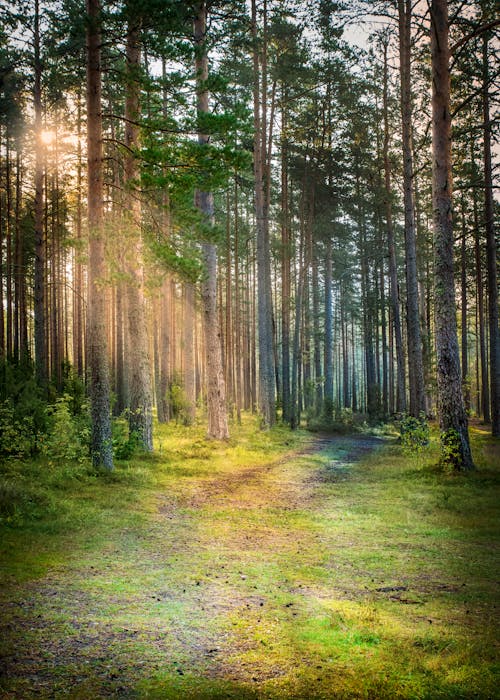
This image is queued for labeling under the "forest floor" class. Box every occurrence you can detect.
[0,419,498,699]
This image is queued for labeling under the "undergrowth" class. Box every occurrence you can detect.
[0,416,498,699]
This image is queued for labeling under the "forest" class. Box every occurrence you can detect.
[0,0,499,698]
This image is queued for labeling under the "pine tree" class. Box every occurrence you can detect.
[430,0,473,471]
[86,0,113,469]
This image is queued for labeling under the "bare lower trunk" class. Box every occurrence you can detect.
[183,283,196,423]
[431,0,473,470]
[86,0,113,469]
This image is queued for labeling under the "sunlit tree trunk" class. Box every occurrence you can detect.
[86,0,113,469]
[234,178,242,424]
[430,0,473,470]
[73,93,84,376]
[194,2,229,439]
[124,16,153,450]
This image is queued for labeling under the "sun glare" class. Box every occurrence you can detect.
[40,129,55,145]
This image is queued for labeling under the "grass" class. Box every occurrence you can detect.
[0,416,498,699]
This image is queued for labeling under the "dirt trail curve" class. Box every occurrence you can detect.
[0,433,384,699]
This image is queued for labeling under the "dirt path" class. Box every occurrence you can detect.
[1,434,384,698]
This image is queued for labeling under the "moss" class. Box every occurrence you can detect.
[0,416,498,699]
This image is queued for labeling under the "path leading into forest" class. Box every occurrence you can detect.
[3,431,493,699]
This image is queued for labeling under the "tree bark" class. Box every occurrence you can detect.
[251,0,275,427]
[482,34,500,436]
[472,144,489,421]
[34,0,47,385]
[383,39,406,414]
[430,0,473,470]
[324,239,333,418]
[281,98,291,423]
[124,16,153,450]
[86,0,113,469]
[194,1,229,439]
[398,0,425,417]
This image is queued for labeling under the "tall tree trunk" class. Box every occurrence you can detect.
[291,240,306,430]
[251,0,275,427]
[14,151,27,361]
[398,0,425,416]
[324,239,333,418]
[6,140,13,361]
[312,244,323,415]
[86,0,113,469]
[382,40,406,413]
[194,2,229,439]
[73,93,84,376]
[380,256,388,417]
[281,97,291,423]
[124,16,153,450]
[34,0,47,385]
[430,0,473,470]
[0,132,5,362]
[482,34,500,436]
[473,145,489,421]
[157,277,170,423]
[460,197,470,411]
[183,282,196,424]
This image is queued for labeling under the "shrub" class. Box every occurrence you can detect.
[0,401,35,457]
[0,361,48,456]
[168,373,192,425]
[43,395,89,462]
[399,413,430,455]
[112,417,140,460]
[439,428,461,471]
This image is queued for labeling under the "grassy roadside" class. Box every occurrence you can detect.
[0,418,498,699]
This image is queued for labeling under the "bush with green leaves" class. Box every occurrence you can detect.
[168,374,192,425]
[42,394,89,463]
[439,428,461,470]
[112,417,141,460]
[0,401,36,457]
[399,413,430,455]
[0,361,48,456]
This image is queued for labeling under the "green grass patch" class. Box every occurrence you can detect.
[0,417,498,699]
